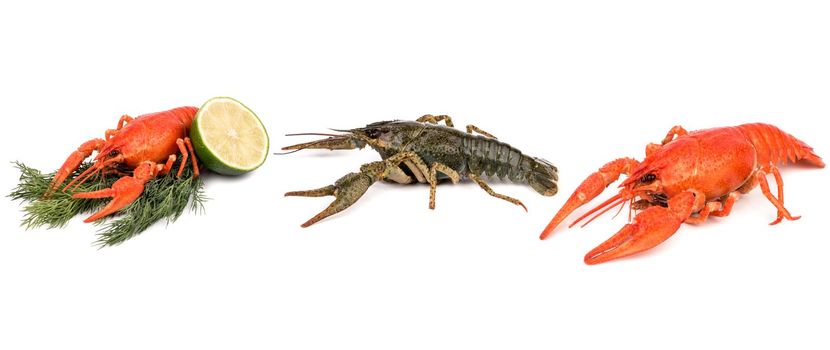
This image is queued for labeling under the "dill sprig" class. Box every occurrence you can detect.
[95,165,206,247]
[10,162,116,229]
[9,160,206,247]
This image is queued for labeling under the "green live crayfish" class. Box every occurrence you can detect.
[281,115,559,227]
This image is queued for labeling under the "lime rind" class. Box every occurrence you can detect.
[198,98,268,169]
[191,97,269,175]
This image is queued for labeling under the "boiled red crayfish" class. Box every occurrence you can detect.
[47,106,200,222]
[540,123,824,265]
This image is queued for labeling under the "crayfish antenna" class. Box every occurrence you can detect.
[64,163,102,192]
[570,193,624,228]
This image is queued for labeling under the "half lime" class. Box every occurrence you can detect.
[190,97,269,175]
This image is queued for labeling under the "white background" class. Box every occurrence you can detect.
[1,1,828,349]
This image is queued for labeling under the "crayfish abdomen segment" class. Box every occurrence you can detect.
[735,123,824,169]
[461,135,558,196]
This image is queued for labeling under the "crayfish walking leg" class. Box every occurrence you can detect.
[756,166,800,225]
[416,114,498,139]
[417,114,454,127]
[467,173,526,211]
[427,163,460,209]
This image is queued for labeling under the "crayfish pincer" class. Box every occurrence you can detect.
[540,123,824,265]
[281,115,559,227]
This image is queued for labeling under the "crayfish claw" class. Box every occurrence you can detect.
[71,161,159,223]
[291,171,377,227]
[540,158,641,240]
[47,138,105,197]
[584,191,696,265]
[285,185,336,198]
[73,176,146,223]
[584,211,678,265]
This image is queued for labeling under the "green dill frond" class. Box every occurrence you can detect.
[94,164,206,247]
[10,162,115,229]
[9,160,206,246]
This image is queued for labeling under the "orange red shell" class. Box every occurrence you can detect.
[96,106,197,168]
[623,123,823,208]
[540,122,823,264]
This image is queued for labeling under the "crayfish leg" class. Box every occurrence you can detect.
[417,114,455,127]
[468,173,526,212]
[426,162,460,210]
[756,167,800,225]
[174,137,199,178]
[465,124,497,139]
[659,125,689,145]
[685,192,741,224]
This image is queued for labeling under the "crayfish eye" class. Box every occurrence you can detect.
[108,150,120,158]
[640,173,657,184]
[365,128,382,139]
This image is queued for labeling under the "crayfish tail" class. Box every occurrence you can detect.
[736,123,824,169]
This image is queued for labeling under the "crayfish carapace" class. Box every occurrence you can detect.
[282,115,559,227]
